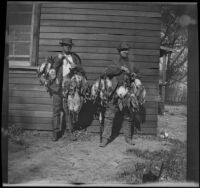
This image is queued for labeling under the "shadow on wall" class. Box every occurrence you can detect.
[70,101,146,136]
[133,104,146,132]
[75,100,98,130]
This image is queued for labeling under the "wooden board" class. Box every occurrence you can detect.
[36,59,159,69]
[9,96,52,105]
[9,78,159,90]
[86,125,157,135]
[9,91,159,102]
[9,109,157,121]
[41,11,161,21]
[9,81,158,92]
[9,103,53,111]
[84,72,159,81]
[7,122,157,135]
[39,33,160,43]
[39,39,160,49]
[8,122,53,131]
[39,26,160,38]
[9,84,49,91]
[9,117,157,128]
[39,45,160,55]
[41,7,161,17]
[9,103,157,114]
[40,20,160,31]
[9,67,160,77]
[9,70,160,80]
[9,116,52,124]
[41,2,161,12]
[39,51,159,62]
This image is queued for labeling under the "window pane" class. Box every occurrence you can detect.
[9,42,14,55]
[10,25,31,33]
[7,4,33,12]
[14,43,30,55]
[14,33,31,42]
[7,3,33,65]
[8,13,32,25]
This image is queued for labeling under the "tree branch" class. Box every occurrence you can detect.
[160,15,177,44]
[172,53,188,70]
[171,46,186,65]
[168,73,187,86]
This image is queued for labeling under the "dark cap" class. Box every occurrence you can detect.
[59,38,74,46]
[117,42,130,52]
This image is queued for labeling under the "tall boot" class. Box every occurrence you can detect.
[123,112,135,145]
[99,137,109,147]
[68,129,77,141]
[52,116,60,141]
[125,137,135,145]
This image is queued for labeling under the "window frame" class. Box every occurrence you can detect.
[7,2,41,68]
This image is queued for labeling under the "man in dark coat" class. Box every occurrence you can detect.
[99,41,136,147]
[47,38,83,141]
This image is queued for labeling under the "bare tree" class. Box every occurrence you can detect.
[161,6,188,86]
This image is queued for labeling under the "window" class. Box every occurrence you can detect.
[7,3,40,67]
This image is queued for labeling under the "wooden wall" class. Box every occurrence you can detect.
[9,2,161,135]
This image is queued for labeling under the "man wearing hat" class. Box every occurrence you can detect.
[47,38,84,141]
[99,41,136,147]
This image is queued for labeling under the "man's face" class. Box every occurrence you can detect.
[120,50,129,58]
[62,45,72,53]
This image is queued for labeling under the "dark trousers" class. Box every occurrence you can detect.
[52,93,72,132]
[102,102,132,140]
[63,98,73,131]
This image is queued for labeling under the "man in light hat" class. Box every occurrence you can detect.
[99,41,136,147]
[47,38,85,141]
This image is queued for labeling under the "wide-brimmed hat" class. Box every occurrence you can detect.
[59,38,74,46]
[117,42,130,52]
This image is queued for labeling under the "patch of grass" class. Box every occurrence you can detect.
[116,165,141,184]
[8,124,25,145]
[114,137,186,184]
[114,162,147,184]
[125,139,186,182]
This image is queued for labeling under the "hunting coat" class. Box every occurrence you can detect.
[48,52,82,94]
[105,56,133,90]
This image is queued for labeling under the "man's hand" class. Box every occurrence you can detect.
[47,56,55,64]
[58,53,64,59]
[121,66,130,73]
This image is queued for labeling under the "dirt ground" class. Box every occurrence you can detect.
[7,105,188,185]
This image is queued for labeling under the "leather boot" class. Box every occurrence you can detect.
[69,130,77,141]
[52,130,58,141]
[99,138,109,147]
[125,137,135,145]
[52,116,60,141]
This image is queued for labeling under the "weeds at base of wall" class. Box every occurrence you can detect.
[8,124,25,145]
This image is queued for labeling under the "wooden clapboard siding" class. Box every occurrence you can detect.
[9,74,159,85]
[9,109,157,121]
[86,125,157,135]
[9,91,159,102]
[39,46,160,55]
[8,123,157,135]
[39,52,159,62]
[9,82,158,93]
[39,39,160,49]
[41,2,161,13]
[40,27,160,37]
[39,33,160,43]
[9,2,160,135]
[9,96,52,105]
[41,13,160,22]
[40,20,160,31]
[40,8,161,18]
[9,104,157,115]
